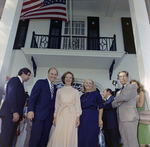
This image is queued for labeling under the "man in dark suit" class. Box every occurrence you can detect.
[28,68,58,147]
[0,67,31,147]
[102,88,120,147]
[112,71,139,147]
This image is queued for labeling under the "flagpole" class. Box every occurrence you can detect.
[69,0,72,49]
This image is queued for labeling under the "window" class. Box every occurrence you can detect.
[64,21,85,35]
[63,21,85,50]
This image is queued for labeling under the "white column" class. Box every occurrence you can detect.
[0,0,23,97]
[128,0,150,109]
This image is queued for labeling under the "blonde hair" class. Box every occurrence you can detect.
[81,78,96,93]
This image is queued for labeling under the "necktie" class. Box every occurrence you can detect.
[50,83,54,99]
[120,86,124,93]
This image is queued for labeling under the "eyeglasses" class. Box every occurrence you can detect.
[119,75,127,79]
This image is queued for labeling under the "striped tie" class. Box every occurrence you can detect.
[50,83,54,99]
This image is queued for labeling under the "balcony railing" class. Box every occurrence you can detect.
[31,31,117,51]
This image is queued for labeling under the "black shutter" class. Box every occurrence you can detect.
[48,19,62,49]
[13,19,29,49]
[121,17,136,54]
[87,17,99,50]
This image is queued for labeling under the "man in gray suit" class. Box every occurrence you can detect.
[112,71,139,147]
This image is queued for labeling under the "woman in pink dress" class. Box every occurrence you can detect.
[47,71,82,147]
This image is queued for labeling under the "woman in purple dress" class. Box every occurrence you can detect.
[78,78,104,147]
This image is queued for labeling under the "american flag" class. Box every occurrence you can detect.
[20,0,68,21]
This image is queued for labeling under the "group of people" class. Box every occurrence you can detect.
[0,67,149,147]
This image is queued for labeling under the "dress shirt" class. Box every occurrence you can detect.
[105,95,112,104]
[18,75,23,84]
[106,95,111,101]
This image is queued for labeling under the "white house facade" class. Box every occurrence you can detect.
[0,0,150,111]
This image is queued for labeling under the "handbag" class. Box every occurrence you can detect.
[138,111,150,124]
[98,127,105,147]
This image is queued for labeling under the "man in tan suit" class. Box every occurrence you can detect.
[112,71,139,147]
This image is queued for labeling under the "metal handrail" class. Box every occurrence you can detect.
[30,31,117,51]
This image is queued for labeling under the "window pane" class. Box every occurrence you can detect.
[65,28,68,34]
[78,28,80,35]
[68,28,70,34]
[81,29,84,35]
[65,22,68,27]
[81,22,84,27]
[75,28,77,35]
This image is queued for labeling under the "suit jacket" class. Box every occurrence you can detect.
[28,79,57,120]
[0,77,26,119]
[112,83,139,122]
[103,95,119,129]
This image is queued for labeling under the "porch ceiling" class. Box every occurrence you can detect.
[1,0,150,18]
[0,0,130,18]
[22,48,125,69]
